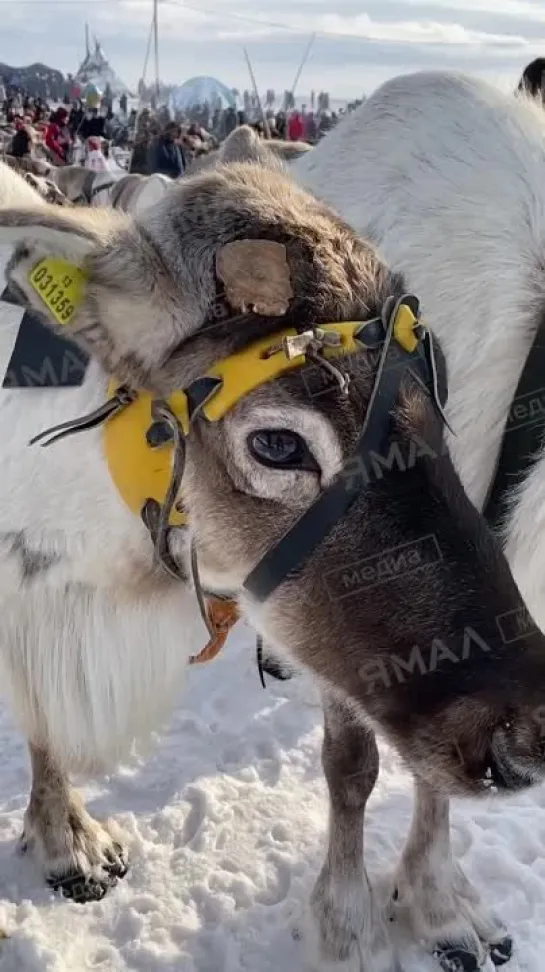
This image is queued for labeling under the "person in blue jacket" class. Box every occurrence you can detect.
[148,121,186,178]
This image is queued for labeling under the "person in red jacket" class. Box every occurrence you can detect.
[287,110,304,141]
[45,107,70,165]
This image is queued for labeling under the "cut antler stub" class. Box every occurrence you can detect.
[216,239,293,317]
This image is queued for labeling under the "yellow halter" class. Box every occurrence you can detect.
[27,256,423,665]
[102,318,386,526]
[26,256,420,533]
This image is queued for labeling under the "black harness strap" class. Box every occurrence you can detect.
[89,179,118,201]
[108,177,127,210]
[0,284,24,308]
[79,169,96,204]
[483,325,545,530]
[2,295,89,390]
[244,338,428,602]
[73,171,118,206]
[28,385,135,446]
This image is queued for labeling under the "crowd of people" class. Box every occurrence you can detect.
[0,84,122,168]
[6,58,541,184]
[169,99,338,143]
[0,76,348,177]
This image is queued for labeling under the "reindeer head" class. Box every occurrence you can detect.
[1,161,544,797]
[22,172,72,207]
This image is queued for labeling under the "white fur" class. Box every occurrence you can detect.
[391,788,506,969]
[90,171,173,215]
[3,227,94,260]
[291,70,545,965]
[294,70,545,634]
[304,866,394,972]
[134,173,175,213]
[0,173,206,775]
[0,164,48,208]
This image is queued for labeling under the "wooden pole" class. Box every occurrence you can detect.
[142,16,153,90]
[153,0,160,101]
[129,12,155,172]
[291,32,316,99]
[243,46,271,139]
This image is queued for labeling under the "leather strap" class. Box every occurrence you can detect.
[483,322,545,530]
[244,342,426,601]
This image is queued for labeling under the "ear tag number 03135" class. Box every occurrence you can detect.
[28,258,87,326]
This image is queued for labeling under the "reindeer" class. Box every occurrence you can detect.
[48,165,173,214]
[21,171,73,207]
[292,69,545,971]
[47,127,305,215]
[0,153,540,972]
[1,156,71,207]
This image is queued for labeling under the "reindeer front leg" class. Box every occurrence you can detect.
[305,692,393,971]
[391,781,512,971]
[21,744,128,902]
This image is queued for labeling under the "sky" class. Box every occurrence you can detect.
[0,0,544,100]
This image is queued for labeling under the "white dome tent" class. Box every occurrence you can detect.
[168,76,236,115]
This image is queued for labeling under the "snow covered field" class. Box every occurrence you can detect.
[0,620,544,971]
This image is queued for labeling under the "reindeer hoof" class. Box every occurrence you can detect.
[47,870,116,902]
[432,944,480,972]
[489,935,513,966]
[46,842,128,903]
[106,841,129,879]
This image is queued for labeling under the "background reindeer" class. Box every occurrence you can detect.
[293,68,545,971]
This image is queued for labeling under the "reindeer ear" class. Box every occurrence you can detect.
[219,126,262,164]
[0,203,194,388]
[216,239,293,317]
[0,205,127,330]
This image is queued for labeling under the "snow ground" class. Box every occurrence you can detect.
[0,623,544,972]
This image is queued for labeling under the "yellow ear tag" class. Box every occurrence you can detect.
[28,258,87,326]
[393,303,419,353]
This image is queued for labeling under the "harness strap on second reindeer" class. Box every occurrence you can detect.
[72,170,96,205]
[483,321,545,533]
[73,172,118,206]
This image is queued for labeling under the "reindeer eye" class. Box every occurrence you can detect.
[248,429,319,472]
